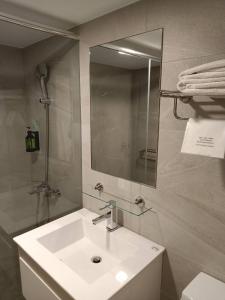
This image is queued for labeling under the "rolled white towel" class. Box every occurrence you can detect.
[179,76,225,84]
[179,59,225,77]
[208,67,225,72]
[177,76,225,91]
[180,88,225,96]
[179,71,225,80]
[186,81,225,89]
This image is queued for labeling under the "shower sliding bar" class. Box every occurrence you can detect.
[0,12,79,40]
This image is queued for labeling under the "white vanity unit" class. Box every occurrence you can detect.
[14,208,164,300]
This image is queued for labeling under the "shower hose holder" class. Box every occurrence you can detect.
[39,97,51,105]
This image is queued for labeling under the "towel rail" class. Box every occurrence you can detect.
[160,90,192,120]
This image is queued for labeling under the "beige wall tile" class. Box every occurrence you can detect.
[146,0,225,62]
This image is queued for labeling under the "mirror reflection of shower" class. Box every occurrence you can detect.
[30,63,61,224]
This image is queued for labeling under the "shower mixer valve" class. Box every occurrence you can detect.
[29,182,61,199]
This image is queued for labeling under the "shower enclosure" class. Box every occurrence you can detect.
[0,17,82,299]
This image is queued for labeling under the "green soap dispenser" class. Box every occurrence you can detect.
[25,127,35,152]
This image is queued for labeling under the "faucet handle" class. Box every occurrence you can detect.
[99,200,116,211]
[99,203,111,211]
[108,200,116,207]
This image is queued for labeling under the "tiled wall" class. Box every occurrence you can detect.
[0,44,32,234]
[78,0,225,299]
[0,44,28,194]
[0,44,28,300]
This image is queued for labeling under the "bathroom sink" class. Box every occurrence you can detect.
[38,217,137,284]
[14,208,164,300]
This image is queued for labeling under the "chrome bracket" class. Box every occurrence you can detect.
[39,98,52,105]
[160,90,192,121]
[94,182,104,192]
[173,98,189,120]
[134,196,145,208]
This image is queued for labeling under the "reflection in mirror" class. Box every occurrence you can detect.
[90,29,163,187]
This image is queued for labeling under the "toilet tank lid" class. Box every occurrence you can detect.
[181,272,225,300]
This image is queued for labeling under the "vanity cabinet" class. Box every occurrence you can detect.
[18,250,73,300]
[19,249,162,300]
[20,257,60,300]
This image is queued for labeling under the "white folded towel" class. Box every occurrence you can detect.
[179,77,225,84]
[177,60,225,95]
[179,59,225,77]
[179,71,225,80]
[180,88,225,96]
[209,67,225,72]
[186,82,225,89]
[178,81,225,91]
[177,76,225,91]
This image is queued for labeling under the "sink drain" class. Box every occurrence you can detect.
[91,256,102,264]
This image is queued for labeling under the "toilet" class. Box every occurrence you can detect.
[181,272,225,300]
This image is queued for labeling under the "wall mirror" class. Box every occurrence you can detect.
[90,28,163,187]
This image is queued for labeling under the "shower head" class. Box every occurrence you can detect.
[36,63,48,79]
[36,63,49,101]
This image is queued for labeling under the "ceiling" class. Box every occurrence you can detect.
[90,30,162,70]
[128,30,162,51]
[0,0,140,48]
[91,46,150,70]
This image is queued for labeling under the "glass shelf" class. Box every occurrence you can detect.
[83,191,152,216]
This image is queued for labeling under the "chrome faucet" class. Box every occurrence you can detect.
[92,211,111,225]
[99,200,120,232]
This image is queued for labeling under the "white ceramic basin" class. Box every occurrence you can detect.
[14,208,164,300]
[38,217,137,284]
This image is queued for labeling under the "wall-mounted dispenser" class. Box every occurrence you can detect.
[25,127,40,152]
